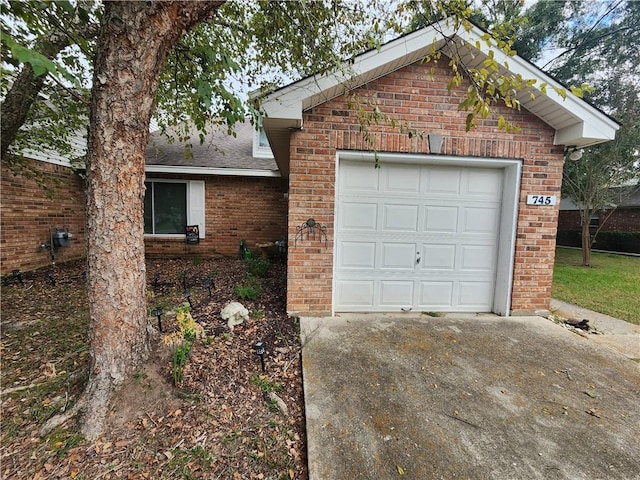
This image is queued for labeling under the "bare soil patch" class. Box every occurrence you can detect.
[1,256,306,479]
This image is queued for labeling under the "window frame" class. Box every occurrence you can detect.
[144,179,205,238]
[252,125,274,159]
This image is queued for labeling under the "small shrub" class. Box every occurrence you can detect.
[246,256,270,277]
[172,344,190,386]
[163,304,204,385]
[234,276,262,300]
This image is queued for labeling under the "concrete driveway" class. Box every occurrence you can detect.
[300,314,640,480]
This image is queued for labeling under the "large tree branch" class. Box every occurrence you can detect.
[0,21,99,159]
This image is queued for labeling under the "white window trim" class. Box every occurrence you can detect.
[144,179,206,239]
[252,126,274,159]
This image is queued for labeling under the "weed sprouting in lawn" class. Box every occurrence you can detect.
[250,374,283,394]
[234,275,262,300]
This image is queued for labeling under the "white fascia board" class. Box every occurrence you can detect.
[20,149,73,167]
[145,165,281,177]
[554,122,617,148]
[455,24,619,145]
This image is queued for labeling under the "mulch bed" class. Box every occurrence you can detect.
[1,256,307,479]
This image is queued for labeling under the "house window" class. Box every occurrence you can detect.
[144,180,205,237]
[252,125,274,158]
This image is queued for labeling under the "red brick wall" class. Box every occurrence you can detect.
[1,159,86,275]
[558,209,640,232]
[286,60,564,315]
[2,161,288,275]
[144,174,288,258]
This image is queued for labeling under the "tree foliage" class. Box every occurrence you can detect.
[0,0,98,185]
[548,0,639,264]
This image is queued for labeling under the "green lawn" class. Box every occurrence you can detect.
[553,247,640,325]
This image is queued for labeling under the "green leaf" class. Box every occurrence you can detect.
[396,465,405,475]
[465,113,474,131]
[4,35,58,77]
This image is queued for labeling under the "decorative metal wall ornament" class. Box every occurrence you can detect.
[294,218,328,247]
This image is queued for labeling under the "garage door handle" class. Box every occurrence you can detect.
[416,252,421,264]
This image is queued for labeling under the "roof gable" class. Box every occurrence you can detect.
[253,18,620,176]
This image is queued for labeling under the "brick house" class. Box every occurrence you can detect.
[1,121,288,275]
[2,19,618,318]
[254,19,619,316]
[558,187,640,233]
[557,187,640,253]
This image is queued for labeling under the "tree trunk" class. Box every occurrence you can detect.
[581,218,591,266]
[82,1,221,441]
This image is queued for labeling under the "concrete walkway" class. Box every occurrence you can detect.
[550,299,640,361]
[300,312,640,480]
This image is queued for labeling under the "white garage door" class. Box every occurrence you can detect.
[335,159,504,312]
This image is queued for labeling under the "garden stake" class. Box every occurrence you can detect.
[11,269,24,286]
[254,340,266,372]
[155,306,163,332]
[181,271,187,290]
[184,289,193,309]
[204,276,214,297]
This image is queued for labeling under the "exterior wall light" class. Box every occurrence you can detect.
[428,134,444,154]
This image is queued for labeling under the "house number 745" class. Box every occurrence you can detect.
[526,195,557,206]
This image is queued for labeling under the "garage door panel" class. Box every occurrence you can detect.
[418,281,454,307]
[381,243,416,270]
[422,244,456,270]
[336,280,375,307]
[458,282,494,307]
[379,281,414,306]
[338,242,376,270]
[424,206,459,233]
[462,206,500,234]
[383,204,419,231]
[427,166,461,194]
[384,164,421,193]
[340,202,378,230]
[460,245,495,271]
[464,168,503,197]
[340,162,379,192]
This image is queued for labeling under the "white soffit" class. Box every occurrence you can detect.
[256,17,620,172]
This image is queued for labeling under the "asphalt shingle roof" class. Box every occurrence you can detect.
[145,120,278,171]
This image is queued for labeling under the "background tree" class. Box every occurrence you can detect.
[1,0,98,183]
[544,0,639,265]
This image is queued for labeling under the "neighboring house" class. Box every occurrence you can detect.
[253,19,619,317]
[1,120,287,275]
[558,187,640,233]
[557,187,640,253]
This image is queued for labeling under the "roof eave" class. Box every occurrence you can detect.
[257,18,621,176]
